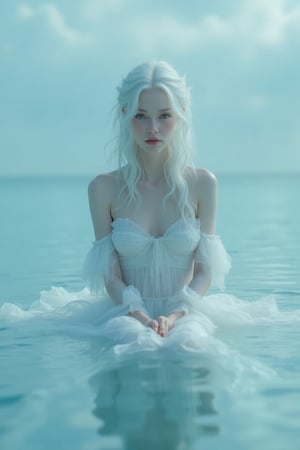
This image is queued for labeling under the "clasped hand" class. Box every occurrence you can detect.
[129,310,185,337]
[146,315,177,337]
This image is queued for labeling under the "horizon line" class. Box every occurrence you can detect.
[0,170,299,180]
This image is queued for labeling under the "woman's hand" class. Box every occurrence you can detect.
[146,319,159,333]
[129,310,185,336]
[130,314,159,334]
[129,311,160,334]
[156,311,185,337]
[156,315,175,336]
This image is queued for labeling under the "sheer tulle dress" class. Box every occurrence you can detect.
[80,217,231,350]
[76,216,282,351]
[1,217,298,353]
[84,218,229,302]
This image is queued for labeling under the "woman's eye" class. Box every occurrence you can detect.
[159,113,172,119]
[134,113,146,120]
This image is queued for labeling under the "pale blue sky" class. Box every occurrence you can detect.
[1,0,299,176]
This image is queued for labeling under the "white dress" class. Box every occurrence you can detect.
[83,216,231,308]
[80,217,232,352]
[2,217,297,353]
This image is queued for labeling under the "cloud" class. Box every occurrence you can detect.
[1,0,299,175]
[15,0,300,60]
[126,0,300,56]
[233,0,300,47]
[17,3,93,46]
[81,0,126,21]
[132,14,230,53]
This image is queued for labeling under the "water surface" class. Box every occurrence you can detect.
[1,174,299,450]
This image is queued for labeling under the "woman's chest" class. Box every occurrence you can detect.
[113,185,182,237]
[111,218,200,259]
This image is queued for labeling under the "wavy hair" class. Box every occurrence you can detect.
[113,61,196,218]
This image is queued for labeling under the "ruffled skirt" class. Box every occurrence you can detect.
[1,287,299,355]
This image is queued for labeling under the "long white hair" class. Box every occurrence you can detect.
[113,61,195,218]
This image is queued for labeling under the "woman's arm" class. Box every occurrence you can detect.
[189,168,217,297]
[88,173,123,304]
[88,174,152,325]
[172,168,217,300]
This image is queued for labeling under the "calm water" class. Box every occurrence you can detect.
[0,174,300,450]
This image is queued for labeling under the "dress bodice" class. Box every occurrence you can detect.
[83,216,231,300]
[110,217,200,298]
[111,217,200,267]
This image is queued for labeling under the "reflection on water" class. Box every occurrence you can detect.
[90,353,219,450]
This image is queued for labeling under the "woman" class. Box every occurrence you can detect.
[83,61,231,341]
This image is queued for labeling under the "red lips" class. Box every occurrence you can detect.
[145,139,161,143]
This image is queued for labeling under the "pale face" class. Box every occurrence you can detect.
[131,88,177,154]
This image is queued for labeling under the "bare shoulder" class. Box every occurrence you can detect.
[186,167,217,232]
[87,170,120,239]
[194,168,217,190]
[187,167,217,200]
[88,169,122,208]
[88,170,119,196]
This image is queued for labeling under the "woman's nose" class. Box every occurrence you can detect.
[147,118,158,133]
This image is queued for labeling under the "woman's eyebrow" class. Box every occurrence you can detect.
[137,108,172,112]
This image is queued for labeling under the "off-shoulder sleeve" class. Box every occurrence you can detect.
[195,232,231,290]
[82,234,117,294]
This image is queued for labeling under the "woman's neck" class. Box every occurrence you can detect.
[138,149,168,185]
